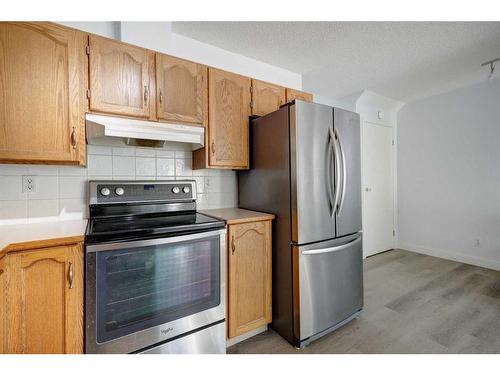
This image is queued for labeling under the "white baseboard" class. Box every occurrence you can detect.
[397,242,500,271]
[226,325,268,348]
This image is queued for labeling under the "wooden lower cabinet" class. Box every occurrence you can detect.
[0,256,6,353]
[0,243,84,354]
[227,220,272,339]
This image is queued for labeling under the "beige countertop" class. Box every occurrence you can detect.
[200,208,275,225]
[0,219,87,255]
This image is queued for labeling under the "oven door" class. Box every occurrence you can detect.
[85,229,226,354]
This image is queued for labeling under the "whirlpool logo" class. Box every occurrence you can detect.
[161,327,173,335]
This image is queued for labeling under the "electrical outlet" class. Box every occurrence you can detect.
[22,175,36,193]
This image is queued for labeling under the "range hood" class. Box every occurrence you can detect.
[86,113,205,149]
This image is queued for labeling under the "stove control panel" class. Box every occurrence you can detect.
[90,180,197,205]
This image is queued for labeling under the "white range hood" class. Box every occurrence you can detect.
[86,113,205,150]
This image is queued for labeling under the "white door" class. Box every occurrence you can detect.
[361,121,394,257]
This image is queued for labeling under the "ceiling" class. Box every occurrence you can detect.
[172,22,500,102]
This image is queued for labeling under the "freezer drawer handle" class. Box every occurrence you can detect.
[302,236,361,255]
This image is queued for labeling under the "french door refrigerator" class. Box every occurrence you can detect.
[238,100,363,348]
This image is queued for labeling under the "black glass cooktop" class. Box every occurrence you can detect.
[86,212,225,244]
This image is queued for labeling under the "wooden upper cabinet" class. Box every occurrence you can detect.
[286,88,313,103]
[207,68,251,169]
[89,35,155,119]
[156,53,207,126]
[251,79,286,116]
[3,244,84,354]
[228,220,272,338]
[0,22,88,165]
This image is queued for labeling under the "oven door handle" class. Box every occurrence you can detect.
[86,228,227,253]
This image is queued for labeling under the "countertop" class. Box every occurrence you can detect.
[0,220,87,256]
[0,208,273,255]
[200,208,275,225]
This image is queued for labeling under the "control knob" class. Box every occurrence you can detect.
[183,186,191,194]
[172,186,180,194]
[100,187,110,196]
[115,187,125,196]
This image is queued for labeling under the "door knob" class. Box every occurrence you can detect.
[365,187,372,192]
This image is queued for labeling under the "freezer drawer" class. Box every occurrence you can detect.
[294,233,363,341]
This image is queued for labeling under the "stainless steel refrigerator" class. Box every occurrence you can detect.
[238,100,363,348]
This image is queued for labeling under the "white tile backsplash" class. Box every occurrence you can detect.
[112,147,135,156]
[87,145,112,155]
[28,199,59,218]
[0,176,25,200]
[136,157,156,176]
[0,200,28,220]
[175,159,192,177]
[58,165,87,176]
[112,156,136,176]
[28,165,59,175]
[135,147,156,157]
[28,176,59,200]
[0,165,28,175]
[59,176,87,199]
[87,154,112,175]
[156,158,175,177]
[155,150,175,158]
[0,143,238,223]
[193,177,206,194]
[59,198,86,217]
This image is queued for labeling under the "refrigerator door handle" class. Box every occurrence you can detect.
[335,128,347,216]
[326,132,335,216]
[302,236,362,255]
[331,127,341,215]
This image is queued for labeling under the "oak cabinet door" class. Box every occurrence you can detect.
[251,79,286,116]
[0,257,6,353]
[89,35,155,119]
[228,220,272,338]
[286,88,313,103]
[5,244,84,354]
[0,22,87,165]
[208,68,251,169]
[156,53,207,125]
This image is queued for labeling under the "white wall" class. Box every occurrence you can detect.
[60,21,302,89]
[58,21,120,39]
[397,78,500,270]
[313,94,357,112]
[120,22,302,89]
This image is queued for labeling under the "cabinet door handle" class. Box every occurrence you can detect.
[231,235,236,255]
[70,127,77,149]
[144,85,149,104]
[159,89,163,104]
[68,262,74,289]
[211,140,215,156]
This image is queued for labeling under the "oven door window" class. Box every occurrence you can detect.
[95,236,220,343]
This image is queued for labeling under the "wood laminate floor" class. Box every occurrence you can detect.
[227,249,500,354]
